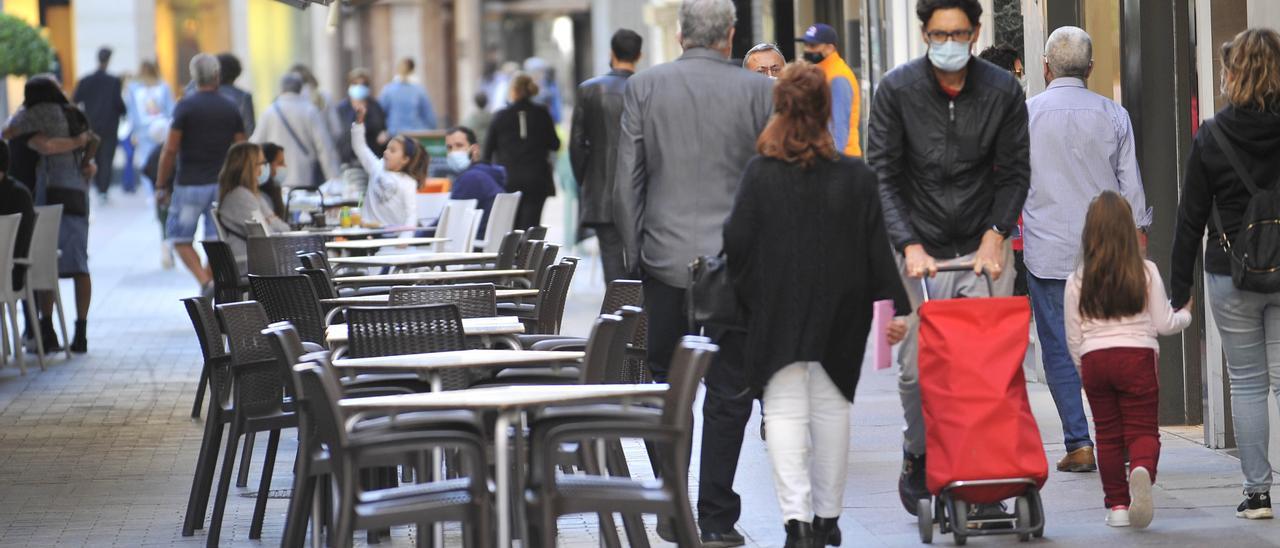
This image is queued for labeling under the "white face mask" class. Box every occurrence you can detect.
[928,40,972,73]
[274,166,288,183]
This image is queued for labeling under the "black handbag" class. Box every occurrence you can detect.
[687,251,746,332]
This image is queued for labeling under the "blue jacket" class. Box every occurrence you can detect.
[450,162,507,238]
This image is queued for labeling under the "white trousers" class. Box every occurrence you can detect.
[762,361,851,523]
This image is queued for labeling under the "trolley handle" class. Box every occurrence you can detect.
[919,263,996,302]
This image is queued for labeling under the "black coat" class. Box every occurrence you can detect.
[0,176,35,291]
[569,69,632,226]
[72,70,126,138]
[483,99,560,198]
[866,57,1030,259]
[724,155,911,400]
[1171,106,1280,308]
[332,99,388,165]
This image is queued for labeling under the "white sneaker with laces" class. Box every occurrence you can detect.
[1129,466,1154,528]
[1106,506,1130,527]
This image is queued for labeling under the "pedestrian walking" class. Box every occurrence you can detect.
[73,47,127,202]
[1024,26,1152,474]
[379,58,439,135]
[351,103,426,231]
[613,1,774,544]
[156,53,247,292]
[127,60,174,184]
[2,75,98,353]
[1171,27,1280,520]
[329,68,388,198]
[216,142,290,270]
[252,73,340,189]
[0,140,35,297]
[445,126,505,237]
[463,92,493,146]
[484,73,560,231]
[570,28,642,282]
[796,23,862,157]
[183,53,255,136]
[864,0,1029,517]
[1065,191,1191,529]
[724,62,910,547]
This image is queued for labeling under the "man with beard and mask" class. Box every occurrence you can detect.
[445,125,505,238]
[797,23,862,157]
[865,0,1030,518]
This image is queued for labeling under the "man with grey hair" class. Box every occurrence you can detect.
[614,0,772,545]
[156,53,246,290]
[1024,25,1149,475]
[743,42,785,78]
[251,72,340,188]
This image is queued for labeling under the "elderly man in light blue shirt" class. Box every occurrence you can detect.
[1024,26,1151,474]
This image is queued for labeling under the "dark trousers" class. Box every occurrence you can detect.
[93,134,118,195]
[514,194,547,231]
[643,276,753,534]
[589,223,627,283]
[1081,347,1161,509]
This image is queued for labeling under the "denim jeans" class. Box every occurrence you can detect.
[1027,274,1094,452]
[1207,273,1280,494]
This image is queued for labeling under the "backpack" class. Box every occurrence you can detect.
[1207,121,1280,293]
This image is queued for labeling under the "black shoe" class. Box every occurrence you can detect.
[1237,492,1274,519]
[656,519,676,543]
[700,529,746,548]
[899,450,928,515]
[26,317,62,354]
[783,520,816,548]
[813,516,842,546]
[70,319,87,354]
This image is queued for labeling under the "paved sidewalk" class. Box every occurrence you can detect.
[0,192,1277,546]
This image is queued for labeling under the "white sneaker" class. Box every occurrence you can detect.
[1106,506,1130,527]
[1129,466,1154,528]
[161,241,175,270]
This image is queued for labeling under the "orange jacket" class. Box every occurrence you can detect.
[818,52,861,157]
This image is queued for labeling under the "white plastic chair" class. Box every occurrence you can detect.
[439,209,481,254]
[0,214,32,374]
[476,191,521,253]
[432,200,478,252]
[27,205,70,362]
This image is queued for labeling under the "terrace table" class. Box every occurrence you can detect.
[280,226,411,239]
[333,269,532,288]
[339,384,669,547]
[326,316,525,350]
[320,289,538,307]
[324,236,448,252]
[329,252,498,272]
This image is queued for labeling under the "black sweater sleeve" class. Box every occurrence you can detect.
[1171,133,1212,309]
[859,164,912,317]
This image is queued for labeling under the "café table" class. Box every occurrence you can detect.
[333,269,532,288]
[280,226,411,240]
[339,383,669,547]
[329,252,498,272]
[325,237,449,253]
[326,316,525,350]
[320,289,538,307]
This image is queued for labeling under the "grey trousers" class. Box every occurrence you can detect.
[897,244,1016,456]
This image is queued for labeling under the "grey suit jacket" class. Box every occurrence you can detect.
[613,48,774,288]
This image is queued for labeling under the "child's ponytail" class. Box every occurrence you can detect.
[393,135,431,186]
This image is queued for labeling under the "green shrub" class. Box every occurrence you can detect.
[0,14,54,77]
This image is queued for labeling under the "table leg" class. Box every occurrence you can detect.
[431,374,444,546]
[494,411,513,547]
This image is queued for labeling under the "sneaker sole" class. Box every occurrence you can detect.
[1129,467,1153,529]
[1057,463,1098,473]
[1106,518,1131,528]
[1236,508,1274,520]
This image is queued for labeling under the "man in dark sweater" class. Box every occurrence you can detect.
[0,140,35,293]
[73,47,127,200]
[445,126,506,239]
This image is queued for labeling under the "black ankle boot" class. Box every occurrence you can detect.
[784,520,816,548]
[70,319,87,354]
[813,516,842,546]
[40,317,61,353]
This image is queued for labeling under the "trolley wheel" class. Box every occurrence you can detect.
[918,499,934,544]
[1031,487,1046,538]
[952,499,969,533]
[954,531,968,546]
[1016,496,1033,542]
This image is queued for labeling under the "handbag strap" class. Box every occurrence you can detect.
[273,104,314,159]
[1206,120,1255,253]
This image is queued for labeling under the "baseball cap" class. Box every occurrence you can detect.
[796,23,838,45]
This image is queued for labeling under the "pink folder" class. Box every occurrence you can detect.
[873,299,895,370]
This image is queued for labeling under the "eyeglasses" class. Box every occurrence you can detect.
[925,28,975,45]
[754,65,783,77]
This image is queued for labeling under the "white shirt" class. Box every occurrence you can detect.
[1064,260,1192,366]
[352,122,416,230]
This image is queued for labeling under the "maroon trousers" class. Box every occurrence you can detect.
[1081,347,1161,509]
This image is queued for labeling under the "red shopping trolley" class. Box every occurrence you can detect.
[915,265,1047,545]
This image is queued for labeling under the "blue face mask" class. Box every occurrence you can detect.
[928,40,972,73]
[274,166,288,184]
[258,163,272,185]
[446,150,472,173]
[348,84,371,101]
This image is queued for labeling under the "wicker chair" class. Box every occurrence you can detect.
[502,258,578,337]
[205,301,298,546]
[247,234,325,276]
[389,283,497,318]
[345,304,471,390]
[180,297,235,538]
[202,240,248,305]
[248,274,329,347]
[525,337,717,546]
[526,279,652,383]
[528,243,560,291]
[524,225,548,241]
[493,230,524,270]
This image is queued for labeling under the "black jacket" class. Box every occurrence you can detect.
[0,176,35,292]
[483,99,560,198]
[1171,106,1280,308]
[866,57,1030,258]
[724,155,911,400]
[332,99,388,165]
[569,69,633,226]
[72,70,126,138]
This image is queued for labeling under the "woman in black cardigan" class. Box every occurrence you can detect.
[724,63,910,546]
[483,72,560,230]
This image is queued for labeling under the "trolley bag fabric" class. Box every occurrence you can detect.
[918,294,1047,504]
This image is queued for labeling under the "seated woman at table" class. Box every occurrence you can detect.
[351,103,427,234]
[216,142,290,269]
[723,63,911,546]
